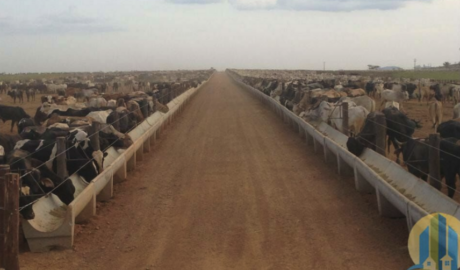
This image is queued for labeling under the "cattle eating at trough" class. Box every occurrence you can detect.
[0,70,214,220]
[231,69,460,200]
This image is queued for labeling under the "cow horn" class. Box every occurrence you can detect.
[394,138,404,146]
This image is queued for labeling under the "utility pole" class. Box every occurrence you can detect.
[323,62,325,71]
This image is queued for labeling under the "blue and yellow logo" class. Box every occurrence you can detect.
[408,213,460,270]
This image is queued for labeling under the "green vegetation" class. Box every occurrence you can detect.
[390,70,460,81]
[332,69,460,82]
[0,73,71,82]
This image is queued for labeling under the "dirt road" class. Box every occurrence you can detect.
[21,72,412,269]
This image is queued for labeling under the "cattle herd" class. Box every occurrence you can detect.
[0,69,214,220]
[229,69,460,200]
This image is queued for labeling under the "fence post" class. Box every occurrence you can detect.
[0,165,9,269]
[428,134,442,190]
[374,113,386,157]
[4,173,19,270]
[342,102,349,136]
[90,122,101,152]
[56,137,68,179]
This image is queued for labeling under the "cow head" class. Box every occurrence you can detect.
[8,151,59,220]
[29,158,75,205]
[18,118,35,134]
[19,167,42,220]
[34,105,50,125]
[346,136,366,156]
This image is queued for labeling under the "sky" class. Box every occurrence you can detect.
[0,0,459,73]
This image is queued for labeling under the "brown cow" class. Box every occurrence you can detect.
[127,100,144,122]
[343,88,366,97]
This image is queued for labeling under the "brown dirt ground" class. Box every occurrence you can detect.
[19,73,412,269]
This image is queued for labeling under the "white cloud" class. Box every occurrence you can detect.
[0,6,122,36]
[170,0,432,11]
[167,0,224,4]
[229,0,277,9]
[0,0,458,73]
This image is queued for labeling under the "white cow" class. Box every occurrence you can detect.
[107,99,117,108]
[449,85,460,104]
[338,96,375,113]
[303,101,369,135]
[379,89,409,110]
[374,83,384,98]
[453,103,460,119]
[428,98,443,130]
[46,84,67,93]
[385,101,400,110]
[87,110,112,123]
[82,88,98,98]
[66,96,77,106]
[334,83,343,91]
[87,96,107,108]
[439,83,452,102]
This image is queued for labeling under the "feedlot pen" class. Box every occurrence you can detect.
[20,72,411,270]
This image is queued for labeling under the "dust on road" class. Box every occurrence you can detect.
[20,72,412,269]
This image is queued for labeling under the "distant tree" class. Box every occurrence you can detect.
[368,65,380,70]
[443,62,451,68]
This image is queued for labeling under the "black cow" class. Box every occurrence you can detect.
[113,82,119,92]
[18,118,36,134]
[57,89,66,96]
[430,84,443,101]
[15,129,104,183]
[395,137,460,198]
[9,84,28,91]
[405,83,417,99]
[96,83,107,93]
[20,126,69,141]
[7,90,24,103]
[99,130,133,151]
[0,133,21,159]
[116,109,136,133]
[347,107,421,162]
[262,81,279,96]
[34,106,102,125]
[0,84,8,94]
[139,99,150,119]
[365,82,375,96]
[67,83,89,89]
[394,138,429,181]
[343,80,360,89]
[0,105,31,132]
[382,107,422,156]
[383,82,393,90]
[29,83,47,94]
[8,150,75,220]
[437,120,460,139]
[26,89,36,102]
[280,83,297,111]
[440,138,460,197]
